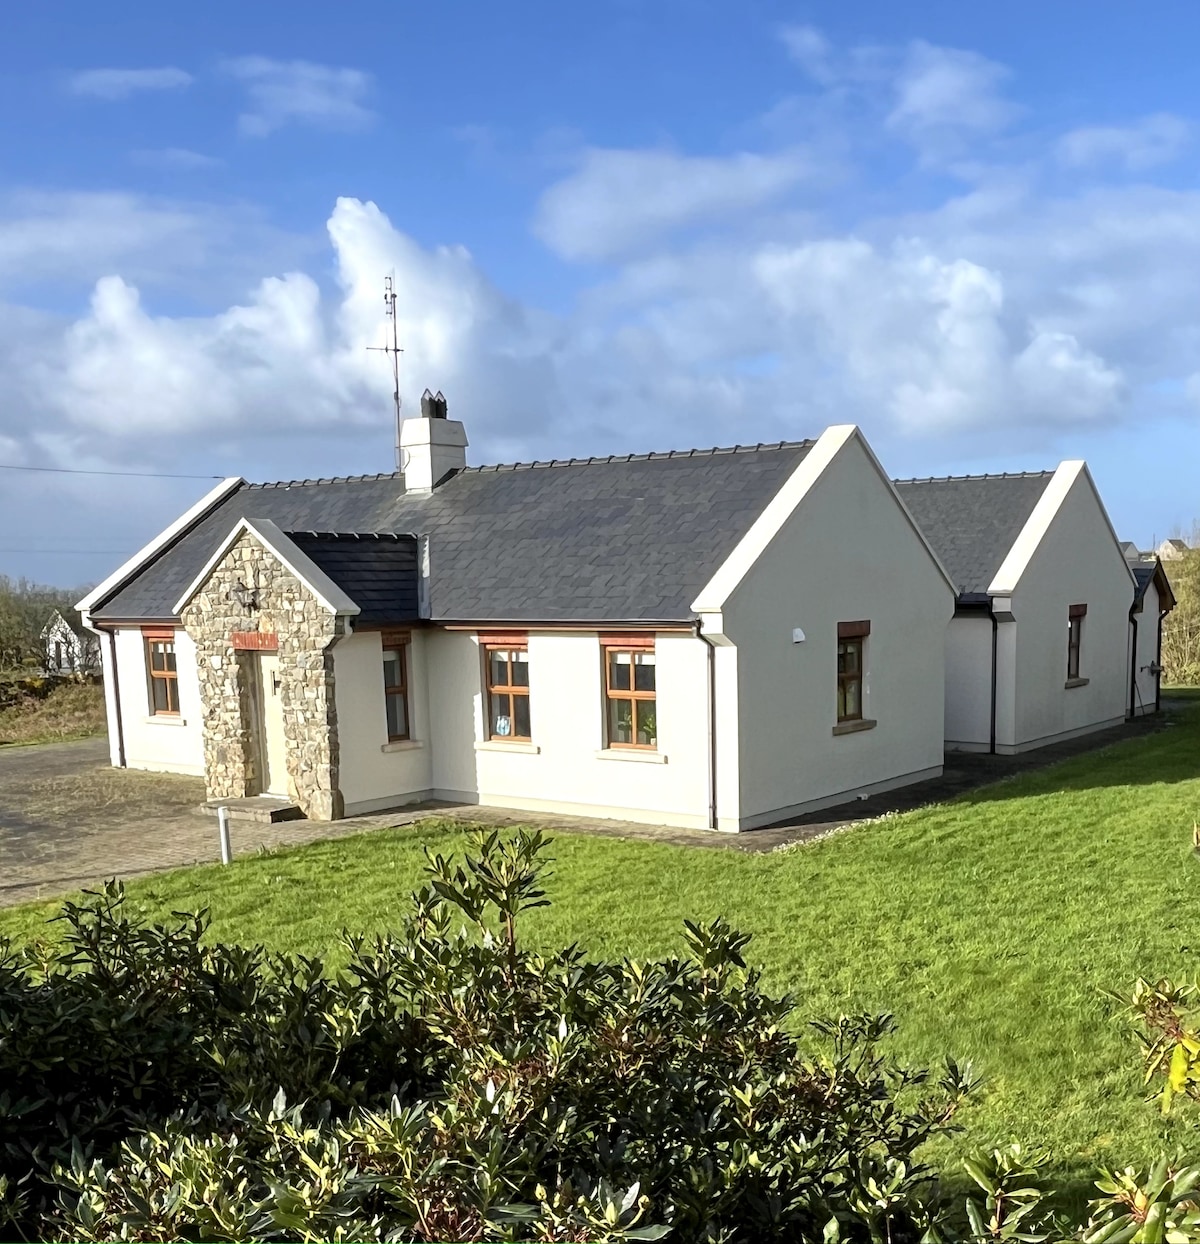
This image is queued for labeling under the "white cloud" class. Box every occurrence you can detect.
[1057,113,1190,171]
[887,41,1017,162]
[68,67,193,99]
[778,24,836,84]
[534,147,814,262]
[221,57,374,137]
[130,148,224,171]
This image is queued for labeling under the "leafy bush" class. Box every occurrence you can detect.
[4,830,1200,1241]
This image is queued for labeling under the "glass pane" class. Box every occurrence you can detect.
[511,649,530,687]
[608,652,631,691]
[150,644,166,672]
[386,692,407,738]
[383,651,402,689]
[168,678,180,714]
[152,677,170,713]
[845,678,861,718]
[514,694,531,738]
[837,683,846,719]
[164,645,177,674]
[488,650,508,689]
[609,697,633,744]
[633,652,656,692]
[636,699,657,746]
[491,693,513,737]
[844,643,859,674]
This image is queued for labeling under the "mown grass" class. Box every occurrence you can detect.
[4,692,1200,1175]
[0,680,106,746]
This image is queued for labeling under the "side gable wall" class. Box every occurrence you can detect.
[720,433,955,826]
[1008,472,1131,746]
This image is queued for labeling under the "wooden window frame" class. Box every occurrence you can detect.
[483,640,531,742]
[142,626,180,716]
[837,621,869,724]
[601,635,657,750]
[381,630,411,742]
[1067,604,1086,681]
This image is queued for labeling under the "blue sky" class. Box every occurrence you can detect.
[3,0,1200,586]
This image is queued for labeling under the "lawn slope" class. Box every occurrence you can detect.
[4,693,1200,1170]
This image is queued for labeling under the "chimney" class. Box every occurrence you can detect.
[399,389,468,492]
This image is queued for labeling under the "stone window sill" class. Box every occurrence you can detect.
[144,715,188,727]
[1065,677,1090,689]
[595,748,667,764]
[475,740,541,755]
[381,739,425,753]
[832,718,877,736]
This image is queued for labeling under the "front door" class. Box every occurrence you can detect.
[256,653,289,796]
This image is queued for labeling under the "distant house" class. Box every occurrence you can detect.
[895,464,1148,753]
[78,412,956,830]
[1158,538,1190,561]
[1128,559,1175,716]
[40,609,98,675]
[1119,541,1143,562]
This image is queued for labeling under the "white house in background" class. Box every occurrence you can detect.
[895,464,1159,754]
[1128,559,1175,717]
[77,405,956,831]
[40,609,98,675]
[1158,538,1190,561]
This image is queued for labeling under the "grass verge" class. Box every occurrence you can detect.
[0,680,106,746]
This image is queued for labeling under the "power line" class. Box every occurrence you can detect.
[0,463,223,480]
[0,548,130,555]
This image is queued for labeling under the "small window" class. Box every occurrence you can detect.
[603,638,657,748]
[485,645,531,740]
[54,640,63,669]
[144,630,179,715]
[1067,604,1086,680]
[382,639,410,741]
[837,620,869,723]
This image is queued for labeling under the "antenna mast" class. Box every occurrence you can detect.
[367,275,404,470]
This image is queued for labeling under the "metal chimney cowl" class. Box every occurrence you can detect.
[399,390,467,491]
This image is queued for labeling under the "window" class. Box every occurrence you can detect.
[602,636,657,748]
[485,644,530,740]
[382,632,410,741]
[144,628,179,715]
[1067,604,1086,680]
[54,640,63,670]
[837,620,869,723]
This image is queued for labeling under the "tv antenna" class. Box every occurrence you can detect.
[367,275,404,470]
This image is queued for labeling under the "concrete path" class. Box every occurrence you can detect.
[0,708,1173,909]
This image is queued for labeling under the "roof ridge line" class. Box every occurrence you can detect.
[459,439,816,475]
[247,471,405,489]
[892,469,1056,484]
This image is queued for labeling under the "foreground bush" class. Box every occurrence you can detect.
[2,829,1199,1241]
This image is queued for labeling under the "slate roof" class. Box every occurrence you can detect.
[288,532,419,624]
[893,472,1055,601]
[93,442,814,625]
[1131,563,1156,606]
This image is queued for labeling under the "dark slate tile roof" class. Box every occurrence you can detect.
[93,442,814,624]
[893,472,1055,600]
[1131,563,1155,607]
[287,532,419,624]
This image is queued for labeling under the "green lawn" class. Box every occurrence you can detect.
[4,693,1200,1177]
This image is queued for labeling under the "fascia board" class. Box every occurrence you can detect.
[77,477,244,618]
[171,517,360,618]
[690,425,856,615]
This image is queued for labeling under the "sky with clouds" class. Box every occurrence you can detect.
[3,0,1200,587]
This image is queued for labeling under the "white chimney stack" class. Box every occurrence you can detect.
[399,389,468,492]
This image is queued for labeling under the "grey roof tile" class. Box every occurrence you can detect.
[893,472,1055,599]
[94,442,814,624]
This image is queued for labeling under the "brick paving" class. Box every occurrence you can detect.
[0,706,1174,909]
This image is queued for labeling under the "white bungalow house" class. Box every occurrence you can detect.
[895,463,1163,754]
[78,407,957,831]
[40,609,98,675]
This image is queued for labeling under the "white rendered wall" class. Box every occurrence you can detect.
[1008,475,1131,748]
[1130,582,1162,716]
[111,626,205,774]
[423,629,712,828]
[334,630,433,815]
[944,616,994,749]
[720,434,954,828]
